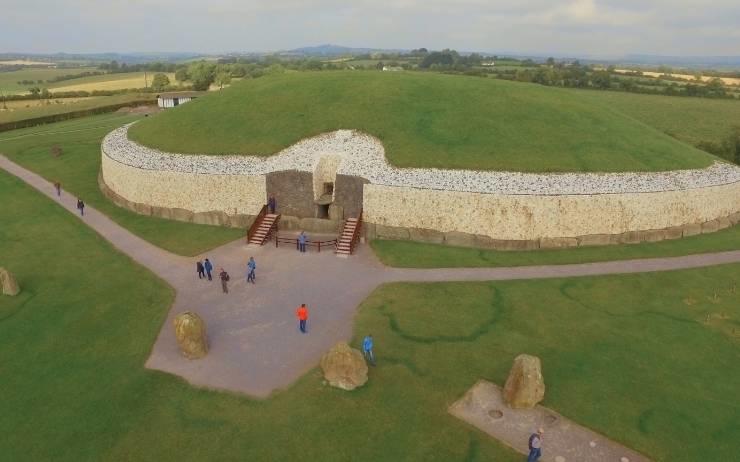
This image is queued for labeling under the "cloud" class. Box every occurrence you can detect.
[0,0,738,56]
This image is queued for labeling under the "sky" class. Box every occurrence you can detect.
[1,0,739,56]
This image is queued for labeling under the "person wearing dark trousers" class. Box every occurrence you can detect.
[196,260,205,279]
[296,304,309,333]
[219,268,230,294]
[268,195,277,214]
[54,182,61,197]
[298,231,307,253]
[527,428,544,462]
[246,257,256,284]
[76,198,85,216]
[204,258,213,281]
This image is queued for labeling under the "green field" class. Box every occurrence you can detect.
[2,168,738,461]
[0,66,99,93]
[128,71,715,172]
[0,93,154,124]
[0,114,242,255]
[575,90,740,152]
[371,225,740,268]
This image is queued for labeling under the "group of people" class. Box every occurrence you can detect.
[195,257,238,293]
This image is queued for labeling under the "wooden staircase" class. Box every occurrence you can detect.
[335,210,362,257]
[247,205,280,246]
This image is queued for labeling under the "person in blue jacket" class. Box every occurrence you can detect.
[362,334,375,366]
[204,258,213,281]
[247,257,256,284]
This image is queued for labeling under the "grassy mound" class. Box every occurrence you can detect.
[128,71,715,172]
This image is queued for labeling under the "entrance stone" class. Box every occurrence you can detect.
[173,311,208,359]
[503,354,545,409]
[0,267,20,296]
[320,342,368,391]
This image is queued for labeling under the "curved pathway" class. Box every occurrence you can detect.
[3,154,740,398]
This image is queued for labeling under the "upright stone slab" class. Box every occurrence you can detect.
[320,342,368,391]
[173,311,208,359]
[503,354,545,409]
[0,268,20,296]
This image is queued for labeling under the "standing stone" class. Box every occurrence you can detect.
[320,342,368,391]
[0,267,20,296]
[173,312,208,359]
[503,354,545,409]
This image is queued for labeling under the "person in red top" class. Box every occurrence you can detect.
[296,304,308,333]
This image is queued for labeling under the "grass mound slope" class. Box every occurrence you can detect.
[128,71,714,172]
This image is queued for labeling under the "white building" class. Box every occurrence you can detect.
[157,92,206,109]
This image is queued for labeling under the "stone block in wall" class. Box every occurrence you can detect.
[444,231,477,248]
[278,215,301,231]
[576,234,615,247]
[193,211,229,226]
[170,208,194,223]
[617,231,642,244]
[408,228,445,244]
[641,229,667,242]
[229,214,255,229]
[539,237,579,249]
[682,223,702,237]
[664,226,684,240]
[375,225,410,240]
[491,239,539,251]
[717,216,732,230]
[299,218,342,234]
[363,222,377,240]
[473,234,497,249]
[328,204,344,221]
[729,212,740,225]
[701,219,720,234]
[133,202,153,216]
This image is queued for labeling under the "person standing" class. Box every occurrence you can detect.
[54,181,61,197]
[362,334,376,366]
[219,268,230,294]
[296,303,309,333]
[246,257,256,284]
[204,258,213,281]
[268,195,277,214]
[76,198,85,216]
[527,428,544,462]
[298,231,307,253]
[196,260,205,279]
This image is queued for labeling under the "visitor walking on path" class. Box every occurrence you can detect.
[76,198,85,216]
[298,231,307,253]
[268,195,277,214]
[246,257,256,284]
[54,181,61,197]
[362,334,376,366]
[527,428,544,462]
[196,260,205,279]
[204,258,213,281]
[296,304,309,333]
[219,268,230,294]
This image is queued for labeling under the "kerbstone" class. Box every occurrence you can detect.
[375,224,410,240]
[409,228,445,244]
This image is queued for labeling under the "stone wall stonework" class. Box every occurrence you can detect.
[100,123,740,247]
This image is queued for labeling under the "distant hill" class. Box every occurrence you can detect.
[282,44,405,57]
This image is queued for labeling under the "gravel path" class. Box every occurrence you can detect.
[2,154,740,398]
[105,125,740,195]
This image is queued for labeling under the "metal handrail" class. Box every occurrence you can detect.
[275,235,337,253]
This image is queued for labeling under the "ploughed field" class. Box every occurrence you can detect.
[128,71,715,172]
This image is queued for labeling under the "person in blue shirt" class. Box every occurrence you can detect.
[204,258,213,281]
[362,334,375,366]
[246,256,256,284]
[298,231,307,253]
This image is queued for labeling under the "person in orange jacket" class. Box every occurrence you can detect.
[296,303,308,333]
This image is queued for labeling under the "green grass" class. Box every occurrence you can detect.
[0,114,242,255]
[0,93,154,124]
[371,225,740,268]
[574,90,740,149]
[128,71,714,172]
[0,66,99,93]
[2,171,738,461]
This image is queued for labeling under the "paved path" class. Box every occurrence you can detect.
[3,155,740,398]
